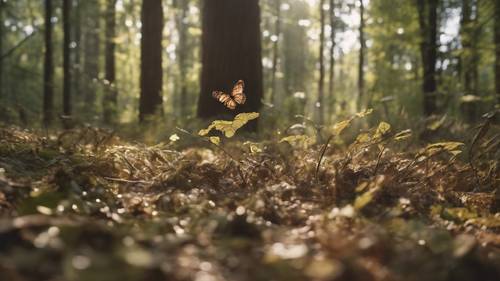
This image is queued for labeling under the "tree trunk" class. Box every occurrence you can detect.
[317,0,326,125]
[460,0,474,95]
[358,0,365,110]
[328,0,336,115]
[139,0,164,122]
[73,0,82,99]
[0,1,4,100]
[63,0,72,119]
[43,0,54,127]
[197,0,263,125]
[495,0,500,104]
[175,0,189,117]
[103,0,118,124]
[460,0,480,121]
[83,0,100,111]
[416,0,439,116]
[270,0,281,106]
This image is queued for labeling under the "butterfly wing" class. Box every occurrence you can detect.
[230,80,246,105]
[212,91,237,110]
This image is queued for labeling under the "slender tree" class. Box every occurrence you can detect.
[197,0,263,123]
[103,0,118,123]
[174,0,189,117]
[0,0,4,100]
[43,0,54,126]
[73,0,82,98]
[63,0,72,119]
[416,0,439,116]
[495,0,500,103]
[328,0,336,113]
[270,0,282,106]
[317,0,326,124]
[460,0,480,121]
[139,0,164,122]
[83,0,100,111]
[358,0,365,109]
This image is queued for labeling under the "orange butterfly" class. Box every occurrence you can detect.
[212,80,246,110]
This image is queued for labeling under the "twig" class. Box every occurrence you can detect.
[103,177,153,184]
[315,135,334,181]
[1,31,37,61]
[373,146,387,175]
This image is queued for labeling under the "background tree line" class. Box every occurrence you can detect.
[0,0,499,130]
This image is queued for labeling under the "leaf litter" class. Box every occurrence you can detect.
[0,114,499,281]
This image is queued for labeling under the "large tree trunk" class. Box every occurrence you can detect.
[358,0,365,110]
[103,0,118,124]
[197,0,263,124]
[328,0,336,112]
[270,0,281,106]
[416,0,439,116]
[139,0,164,122]
[43,0,54,126]
[317,0,326,125]
[63,0,72,119]
[495,0,500,104]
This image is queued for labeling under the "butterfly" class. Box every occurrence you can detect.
[212,80,246,110]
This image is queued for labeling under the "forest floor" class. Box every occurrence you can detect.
[0,115,499,281]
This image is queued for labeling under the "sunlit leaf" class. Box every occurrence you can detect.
[332,119,352,135]
[355,108,373,118]
[355,133,371,143]
[460,95,481,103]
[209,136,221,146]
[169,134,180,142]
[394,129,412,141]
[198,112,260,138]
[374,121,391,139]
[279,135,315,147]
[423,142,465,156]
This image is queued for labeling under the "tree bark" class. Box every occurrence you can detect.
[328,0,336,114]
[73,0,82,98]
[43,0,54,126]
[174,0,189,117]
[358,0,365,110]
[317,0,326,125]
[495,0,500,104]
[63,0,72,118]
[103,0,118,124]
[416,0,439,116]
[139,0,164,122]
[197,0,263,125]
[270,0,281,106]
[0,1,4,100]
[83,0,100,110]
